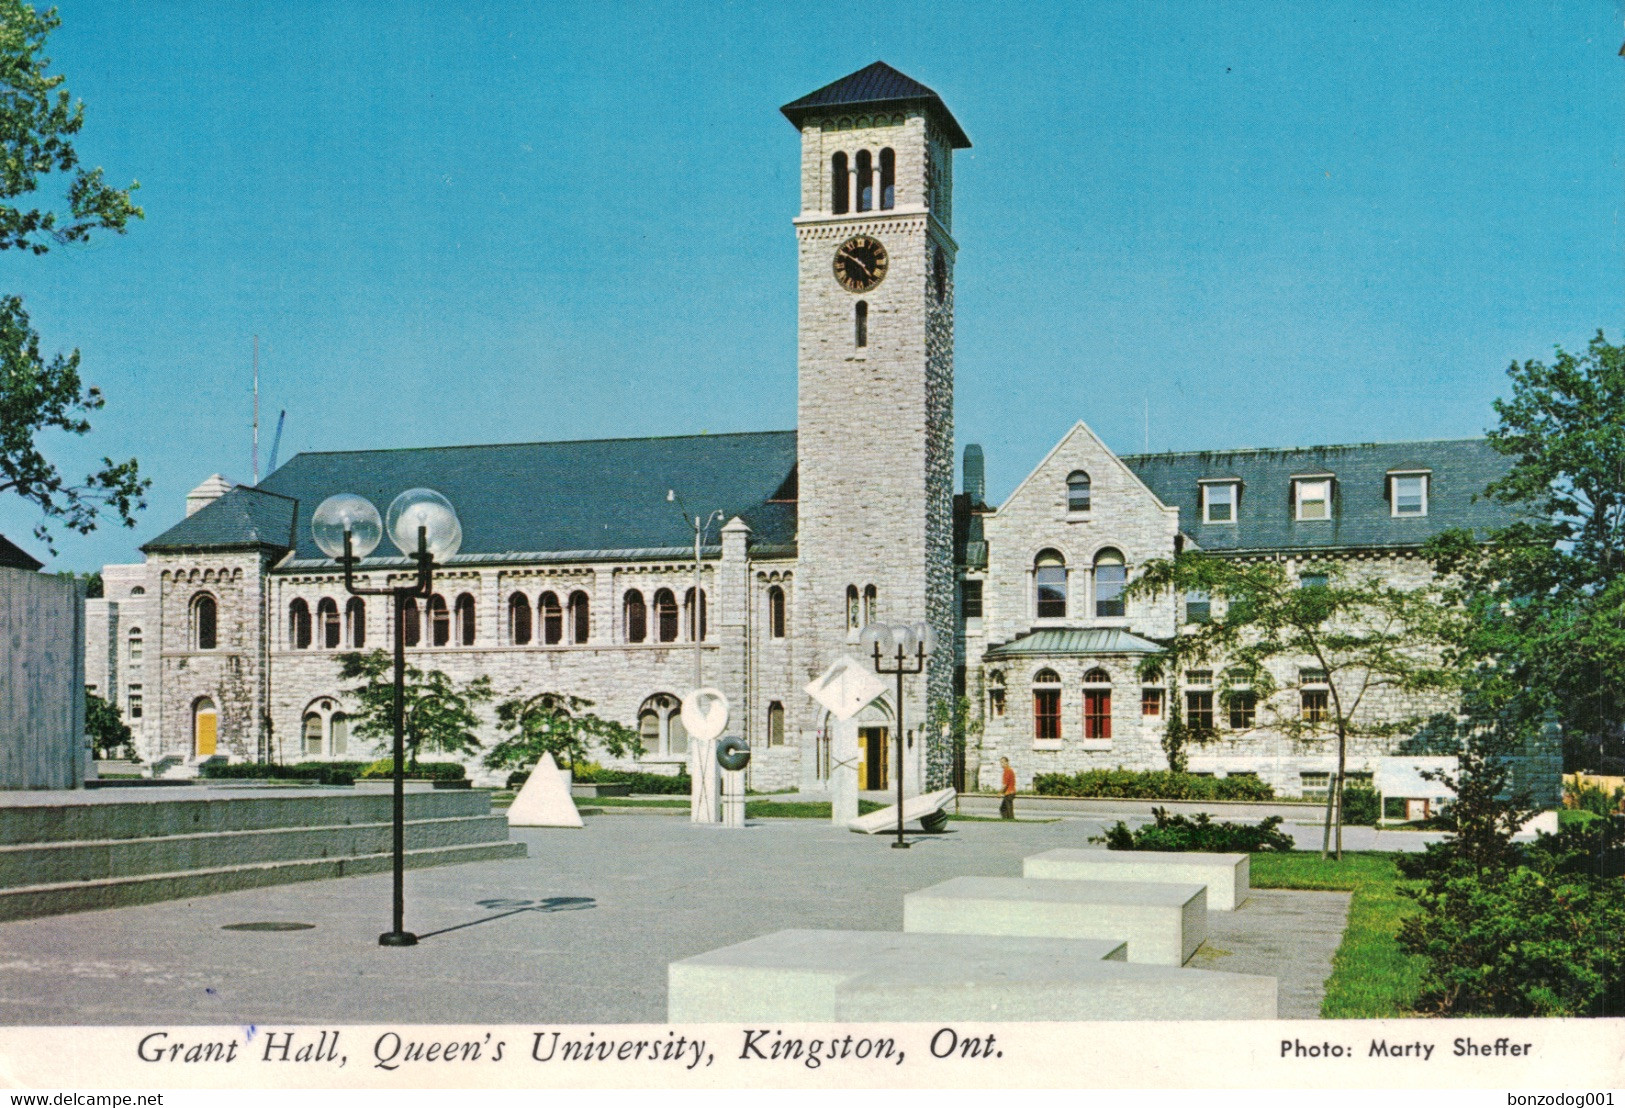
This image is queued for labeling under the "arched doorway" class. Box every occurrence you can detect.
[193,697,218,757]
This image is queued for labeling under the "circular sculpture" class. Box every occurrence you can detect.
[716,736,751,772]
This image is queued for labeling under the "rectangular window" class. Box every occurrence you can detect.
[1033,688,1061,741]
[1094,562,1126,618]
[1202,482,1236,523]
[127,685,143,720]
[1185,590,1210,624]
[128,635,143,662]
[1185,690,1214,730]
[1295,478,1332,521]
[1228,690,1256,729]
[1035,566,1067,618]
[1299,571,1328,589]
[1083,689,1112,740]
[989,687,1006,717]
[1301,689,1330,723]
[1392,474,1428,517]
[1141,687,1163,717]
[1186,670,1212,686]
[961,580,983,619]
[767,702,785,746]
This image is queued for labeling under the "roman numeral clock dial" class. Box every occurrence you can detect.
[833,235,888,293]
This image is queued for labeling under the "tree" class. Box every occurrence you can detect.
[483,692,643,776]
[1126,553,1464,858]
[0,2,146,553]
[336,650,492,770]
[1427,331,1625,773]
[84,688,131,758]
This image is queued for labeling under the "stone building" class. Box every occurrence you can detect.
[83,62,1516,796]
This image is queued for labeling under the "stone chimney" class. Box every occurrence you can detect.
[185,474,235,517]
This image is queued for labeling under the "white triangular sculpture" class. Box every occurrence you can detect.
[506,753,584,828]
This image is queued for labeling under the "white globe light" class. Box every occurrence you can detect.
[311,494,382,560]
[893,623,918,655]
[918,621,938,657]
[858,623,884,652]
[387,488,462,561]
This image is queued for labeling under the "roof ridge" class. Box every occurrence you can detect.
[281,428,797,460]
[1121,436,1490,462]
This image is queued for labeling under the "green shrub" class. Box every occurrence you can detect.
[1341,784,1380,826]
[1564,778,1624,817]
[199,761,367,785]
[1033,768,1275,801]
[359,759,466,781]
[1091,807,1295,852]
[507,766,691,795]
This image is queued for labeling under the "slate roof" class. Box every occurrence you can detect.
[1121,439,1520,555]
[0,533,43,571]
[985,628,1165,660]
[781,61,971,149]
[145,431,799,566]
[142,486,297,554]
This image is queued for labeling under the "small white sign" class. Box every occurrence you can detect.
[680,688,730,743]
[805,655,888,722]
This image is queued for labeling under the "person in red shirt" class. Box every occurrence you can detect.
[999,756,1017,820]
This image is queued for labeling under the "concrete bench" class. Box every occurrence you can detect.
[849,787,956,834]
[903,876,1207,965]
[668,929,1274,1022]
[1023,848,1250,910]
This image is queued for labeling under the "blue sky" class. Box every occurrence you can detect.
[3,0,1621,572]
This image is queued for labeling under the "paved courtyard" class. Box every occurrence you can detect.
[0,811,1349,1025]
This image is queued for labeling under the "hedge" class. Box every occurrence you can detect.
[199,761,368,785]
[1093,808,1295,852]
[510,766,692,794]
[359,759,467,781]
[1032,768,1276,802]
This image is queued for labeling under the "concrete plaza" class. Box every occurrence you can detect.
[0,810,1351,1025]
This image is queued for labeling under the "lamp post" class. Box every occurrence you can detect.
[666,490,723,688]
[312,488,462,947]
[859,620,936,849]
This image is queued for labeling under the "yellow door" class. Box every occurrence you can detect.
[195,709,217,756]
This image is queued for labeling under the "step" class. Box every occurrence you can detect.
[1023,848,1251,910]
[668,928,1274,1022]
[903,876,1207,966]
[0,840,527,922]
[0,815,512,889]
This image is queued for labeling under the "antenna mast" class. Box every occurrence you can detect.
[251,335,260,484]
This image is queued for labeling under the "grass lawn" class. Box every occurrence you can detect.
[1250,851,1424,1018]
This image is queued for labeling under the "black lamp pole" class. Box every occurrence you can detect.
[338,525,434,947]
[871,637,926,850]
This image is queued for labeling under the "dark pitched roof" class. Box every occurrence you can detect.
[142,486,297,554]
[166,431,798,565]
[1121,438,1520,555]
[781,61,971,149]
[0,533,43,571]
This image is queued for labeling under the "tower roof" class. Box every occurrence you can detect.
[781,61,970,149]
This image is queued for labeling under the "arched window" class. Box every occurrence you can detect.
[855,300,868,347]
[539,591,562,645]
[303,712,323,755]
[847,585,862,632]
[400,599,421,647]
[987,669,1007,717]
[855,149,873,211]
[879,147,895,209]
[345,597,366,648]
[767,701,785,746]
[1094,549,1126,618]
[638,693,687,757]
[508,592,532,645]
[623,589,646,643]
[330,711,349,755]
[568,590,589,644]
[831,151,849,214]
[191,593,218,650]
[288,598,311,650]
[427,594,450,646]
[1033,669,1062,741]
[454,592,476,646]
[863,584,877,626]
[683,587,707,642]
[318,598,340,649]
[130,585,145,596]
[193,697,218,757]
[1034,550,1067,618]
[1083,668,1112,740]
[654,588,679,643]
[767,585,786,638]
[1067,471,1091,512]
[127,627,143,662]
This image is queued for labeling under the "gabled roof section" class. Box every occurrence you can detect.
[985,628,1165,660]
[781,61,971,149]
[0,533,43,571]
[998,420,1172,515]
[1122,438,1520,555]
[243,430,798,564]
[143,486,297,554]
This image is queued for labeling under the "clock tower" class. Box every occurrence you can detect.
[781,62,969,790]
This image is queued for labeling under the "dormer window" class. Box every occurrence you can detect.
[1201,480,1238,523]
[1390,472,1429,517]
[1294,476,1333,521]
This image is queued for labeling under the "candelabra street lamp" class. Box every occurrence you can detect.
[312,488,463,947]
[859,620,936,850]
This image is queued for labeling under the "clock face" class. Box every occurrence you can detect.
[832,235,888,293]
